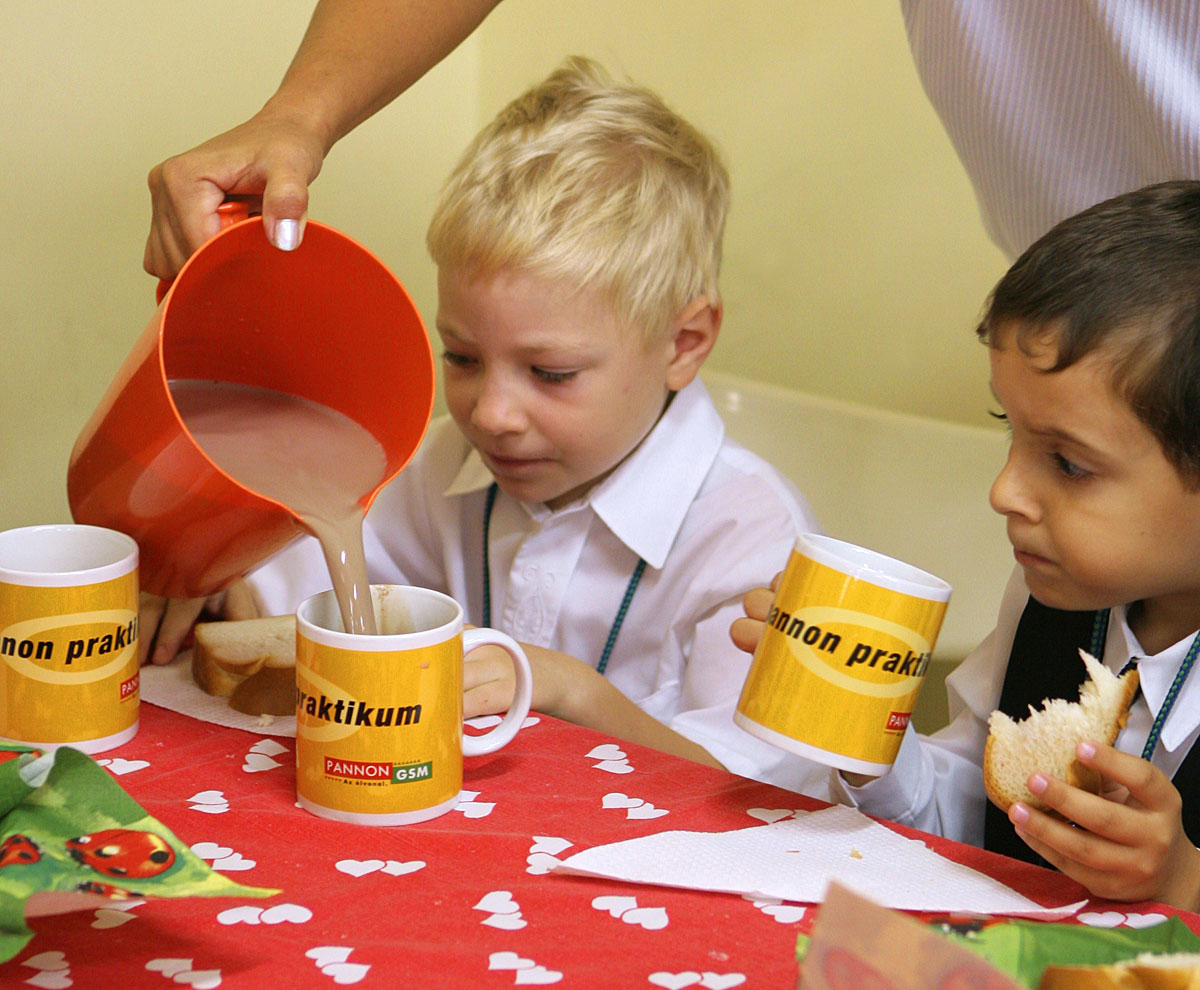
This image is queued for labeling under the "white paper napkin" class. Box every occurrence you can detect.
[552,804,1084,919]
[138,653,296,737]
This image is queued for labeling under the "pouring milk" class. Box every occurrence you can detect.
[170,380,394,635]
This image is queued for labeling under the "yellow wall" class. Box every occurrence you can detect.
[1,1,1006,535]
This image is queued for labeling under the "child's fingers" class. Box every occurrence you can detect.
[463,646,516,718]
[1075,741,1182,816]
[742,586,774,622]
[1009,800,1153,900]
[729,616,764,654]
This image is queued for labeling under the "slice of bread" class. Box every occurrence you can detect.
[984,649,1139,812]
[1039,953,1200,989]
[192,615,296,716]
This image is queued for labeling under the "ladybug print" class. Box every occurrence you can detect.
[0,833,40,868]
[76,879,141,899]
[66,828,175,879]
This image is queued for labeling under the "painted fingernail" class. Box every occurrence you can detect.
[1011,803,1029,825]
[1028,773,1048,795]
[1078,741,1096,760]
[273,218,302,251]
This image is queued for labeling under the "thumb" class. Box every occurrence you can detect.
[261,170,310,251]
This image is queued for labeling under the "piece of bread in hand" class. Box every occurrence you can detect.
[984,649,1139,812]
[192,615,296,716]
[1039,953,1200,989]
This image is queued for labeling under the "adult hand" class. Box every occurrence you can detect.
[143,109,326,280]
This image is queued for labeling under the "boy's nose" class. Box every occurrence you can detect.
[988,451,1038,521]
[470,376,525,435]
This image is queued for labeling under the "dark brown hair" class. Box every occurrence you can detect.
[977,180,1200,484]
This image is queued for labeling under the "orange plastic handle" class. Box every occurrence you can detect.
[155,200,254,304]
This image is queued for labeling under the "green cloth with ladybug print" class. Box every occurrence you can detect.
[0,742,276,963]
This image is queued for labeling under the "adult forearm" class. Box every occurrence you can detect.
[266,0,505,153]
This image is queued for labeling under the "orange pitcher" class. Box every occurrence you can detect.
[67,207,435,599]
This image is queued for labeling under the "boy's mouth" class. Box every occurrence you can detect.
[1012,546,1053,570]
[484,451,551,473]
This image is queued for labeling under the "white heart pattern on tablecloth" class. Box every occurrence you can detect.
[250,738,288,757]
[474,890,527,930]
[191,841,255,871]
[526,836,573,874]
[649,974,702,990]
[592,895,669,929]
[586,743,634,774]
[698,974,747,989]
[474,891,520,915]
[601,792,668,819]
[744,895,806,924]
[96,757,149,775]
[592,895,639,918]
[306,947,352,968]
[92,907,139,929]
[186,790,229,815]
[380,860,425,876]
[23,951,68,971]
[514,965,562,985]
[242,751,282,773]
[145,958,223,988]
[530,836,572,855]
[1078,911,1126,928]
[336,859,386,877]
[25,971,72,989]
[216,902,311,926]
[525,852,562,875]
[456,799,496,818]
[746,808,797,824]
[306,946,370,985]
[488,952,562,985]
[173,968,222,989]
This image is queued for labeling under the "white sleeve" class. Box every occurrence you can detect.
[829,566,1029,845]
[663,481,833,801]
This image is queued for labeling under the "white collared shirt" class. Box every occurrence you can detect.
[903,0,1200,259]
[249,379,831,795]
[836,565,1200,845]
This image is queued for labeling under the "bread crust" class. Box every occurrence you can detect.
[983,661,1139,813]
[191,615,296,715]
[1039,959,1200,989]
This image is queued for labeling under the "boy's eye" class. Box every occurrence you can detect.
[1051,451,1091,480]
[988,409,1010,426]
[441,351,476,369]
[532,367,577,384]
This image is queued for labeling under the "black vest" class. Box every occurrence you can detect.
[983,596,1200,865]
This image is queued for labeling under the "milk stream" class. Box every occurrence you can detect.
[170,380,393,635]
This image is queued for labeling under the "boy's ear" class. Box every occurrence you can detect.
[665,295,722,391]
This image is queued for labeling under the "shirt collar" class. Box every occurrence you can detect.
[1116,605,1200,753]
[440,377,725,568]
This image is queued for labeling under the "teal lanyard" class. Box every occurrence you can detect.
[481,483,646,676]
[1090,608,1200,759]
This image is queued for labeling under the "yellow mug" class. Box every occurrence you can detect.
[0,524,140,752]
[734,534,951,775]
[295,585,533,825]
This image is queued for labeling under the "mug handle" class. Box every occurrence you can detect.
[462,628,533,756]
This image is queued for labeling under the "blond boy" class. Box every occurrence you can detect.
[170,58,827,792]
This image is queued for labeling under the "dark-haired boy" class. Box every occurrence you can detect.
[736,180,1200,910]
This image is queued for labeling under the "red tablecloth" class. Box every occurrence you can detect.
[4,703,1198,988]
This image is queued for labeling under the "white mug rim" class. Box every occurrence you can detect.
[795,533,952,602]
[0,524,138,587]
[296,584,464,651]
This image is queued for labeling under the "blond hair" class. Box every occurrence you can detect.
[426,56,729,341]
